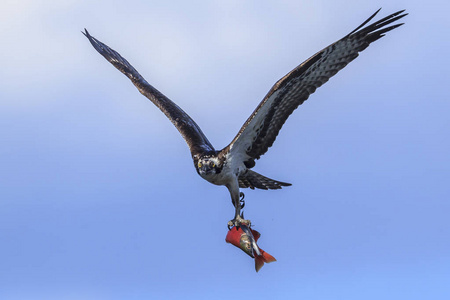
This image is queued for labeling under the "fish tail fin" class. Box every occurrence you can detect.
[254,249,276,272]
[255,256,265,272]
[262,250,277,263]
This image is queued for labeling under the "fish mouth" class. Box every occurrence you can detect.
[240,225,261,257]
[239,235,255,258]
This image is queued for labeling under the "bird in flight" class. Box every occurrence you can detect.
[84,9,406,227]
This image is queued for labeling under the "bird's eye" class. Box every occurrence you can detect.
[212,162,215,168]
[198,162,202,168]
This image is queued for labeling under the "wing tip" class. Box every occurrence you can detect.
[347,8,408,38]
[82,28,90,38]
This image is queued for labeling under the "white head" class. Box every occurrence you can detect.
[196,156,222,178]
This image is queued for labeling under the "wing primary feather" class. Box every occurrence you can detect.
[366,23,405,43]
[83,29,143,82]
[355,12,408,38]
[346,8,382,36]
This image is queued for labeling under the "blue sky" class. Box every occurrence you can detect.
[1,0,449,299]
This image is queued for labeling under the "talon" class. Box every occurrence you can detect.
[227,222,233,230]
[228,215,251,228]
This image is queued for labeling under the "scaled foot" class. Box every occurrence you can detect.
[228,214,251,229]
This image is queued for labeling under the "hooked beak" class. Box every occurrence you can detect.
[199,165,211,176]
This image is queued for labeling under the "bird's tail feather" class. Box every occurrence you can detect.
[238,170,291,190]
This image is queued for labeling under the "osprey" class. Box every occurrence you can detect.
[84,9,406,227]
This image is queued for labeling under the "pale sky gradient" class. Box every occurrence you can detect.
[1,0,449,299]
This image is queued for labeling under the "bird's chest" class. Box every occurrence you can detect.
[206,171,232,186]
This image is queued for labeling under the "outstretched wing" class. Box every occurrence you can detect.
[221,9,407,168]
[83,30,215,158]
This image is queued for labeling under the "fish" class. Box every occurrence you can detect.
[225,224,276,272]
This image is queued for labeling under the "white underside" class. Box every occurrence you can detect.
[200,152,246,186]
